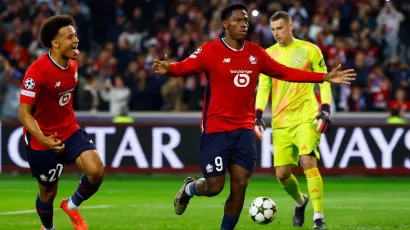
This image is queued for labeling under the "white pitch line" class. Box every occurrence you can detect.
[0,205,112,216]
[2,204,410,216]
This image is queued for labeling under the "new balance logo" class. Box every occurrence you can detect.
[311,188,319,193]
[301,145,307,151]
[55,81,61,88]
[223,58,230,63]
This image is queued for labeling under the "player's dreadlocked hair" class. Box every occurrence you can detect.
[220,3,248,22]
[39,15,75,48]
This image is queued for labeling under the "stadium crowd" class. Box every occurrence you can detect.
[0,0,409,120]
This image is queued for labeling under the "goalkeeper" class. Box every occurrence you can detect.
[255,11,331,230]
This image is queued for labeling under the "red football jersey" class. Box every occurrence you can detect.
[389,100,410,112]
[168,39,325,133]
[20,52,79,150]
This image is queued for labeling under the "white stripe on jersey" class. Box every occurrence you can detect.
[21,89,36,98]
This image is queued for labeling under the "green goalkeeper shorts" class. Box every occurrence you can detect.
[273,122,321,167]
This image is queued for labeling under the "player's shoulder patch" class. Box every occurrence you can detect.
[24,78,36,90]
[194,47,202,55]
[24,63,45,88]
[189,42,210,59]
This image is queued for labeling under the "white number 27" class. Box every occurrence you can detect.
[48,163,64,182]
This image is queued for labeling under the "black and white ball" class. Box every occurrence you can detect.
[24,78,35,90]
[249,197,277,224]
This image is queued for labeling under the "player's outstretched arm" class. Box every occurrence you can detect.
[18,103,65,152]
[259,48,356,84]
[152,53,207,77]
[152,47,207,77]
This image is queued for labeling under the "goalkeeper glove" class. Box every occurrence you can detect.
[254,109,266,140]
[313,104,332,134]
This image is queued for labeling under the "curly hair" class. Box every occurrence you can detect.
[39,15,75,48]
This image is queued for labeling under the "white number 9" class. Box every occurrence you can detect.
[215,156,223,172]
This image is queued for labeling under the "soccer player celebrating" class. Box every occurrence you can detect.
[255,11,332,229]
[19,15,103,230]
[153,4,355,230]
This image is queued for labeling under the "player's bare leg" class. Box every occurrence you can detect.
[301,154,325,229]
[61,150,104,230]
[220,163,250,230]
[37,183,58,230]
[276,165,309,227]
[174,175,226,215]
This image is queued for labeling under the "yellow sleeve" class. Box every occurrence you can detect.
[255,73,272,111]
[310,45,332,105]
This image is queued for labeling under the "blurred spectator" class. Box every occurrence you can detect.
[309,14,322,42]
[385,56,410,95]
[1,59,22,120]
[115,36,136,74]
[100,75,130,115]
[351,52,371,87]
[388,88,410,115]
[377,2,405,58]
[129,69,162,111]
[356,36,379,67]
[369,65,391,111]
[254,13,272,48]
[288,0,308,31]
[183,75,206,111]
[161,77,185,111]
[106,9,127,44]
[78,76,99,112]
[347,86,371,111]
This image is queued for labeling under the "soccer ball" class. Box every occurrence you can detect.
[249,197,277,224]
[24,78,35,90]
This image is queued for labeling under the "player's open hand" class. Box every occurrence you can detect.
[40,134,65,152]
[152,54,170,75]
[323,64,356,84]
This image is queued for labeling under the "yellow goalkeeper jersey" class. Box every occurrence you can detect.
[255,38,331,129]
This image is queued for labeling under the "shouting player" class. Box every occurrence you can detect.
[255,11,331,229]
[18,15,103,230]
[152,4,355,230]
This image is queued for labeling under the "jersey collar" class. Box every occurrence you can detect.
[221,38,245,52]
[48,49,70,70]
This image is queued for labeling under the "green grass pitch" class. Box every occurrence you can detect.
[1,174,410,229]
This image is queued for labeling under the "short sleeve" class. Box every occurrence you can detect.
[20,67,44,105]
